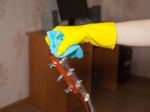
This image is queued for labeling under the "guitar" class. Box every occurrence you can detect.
[48,53,95,112]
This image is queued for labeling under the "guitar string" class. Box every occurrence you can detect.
[63,58,95,112]
[62,58,89,101]
[55,57,95,112]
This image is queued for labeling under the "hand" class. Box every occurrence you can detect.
[45,22,117,56]
[52,26,89,55]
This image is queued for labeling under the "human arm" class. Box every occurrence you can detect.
[116,19,150,46]
[45,19,150,56]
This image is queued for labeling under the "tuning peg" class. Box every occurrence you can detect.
[77,80,82,84]
[48,63,55,68]
[69,68,75,72]
[84,94,90,102]
[64,87,72,94]
[59,57,67,64]
[57,75,63,82]
[75,80,82,88]
[67,68,75,76]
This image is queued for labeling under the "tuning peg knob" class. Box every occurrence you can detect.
[75,80,82,88]
[64,87,72,94]
[77,80,82,84]
[57,75,63,82]
[69,68,75,72]
[67,68,75,76]
[48,63,55,68]
[84,94,90,102]
[59,57,67,64]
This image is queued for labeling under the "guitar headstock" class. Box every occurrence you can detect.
[48,54,82,95]
[48,53,94,112]
[49,54,88,100]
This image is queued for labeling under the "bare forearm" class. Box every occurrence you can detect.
[116,19,150,46]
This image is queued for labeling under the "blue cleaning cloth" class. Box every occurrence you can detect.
[47,31,83,59]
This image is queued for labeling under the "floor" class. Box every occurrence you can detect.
[92,76,150,112]
[1,76,150,112]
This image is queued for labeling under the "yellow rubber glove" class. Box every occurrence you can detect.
[45,35,50,46]
[45,22,117,56]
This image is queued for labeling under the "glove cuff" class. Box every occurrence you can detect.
[82,22,117,49]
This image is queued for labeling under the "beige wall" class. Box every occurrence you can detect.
[101,0,150,78]
[0,0,57,108]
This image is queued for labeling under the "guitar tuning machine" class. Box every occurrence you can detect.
[48,63,56,68]
[77,80,82,84]
[69,68,75,72]
[84,94,90,102]
[67,68,75,76]
[57,75,63,82]
[59,57,67,64]
[64,87,72,94]
[75,80,82,88]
